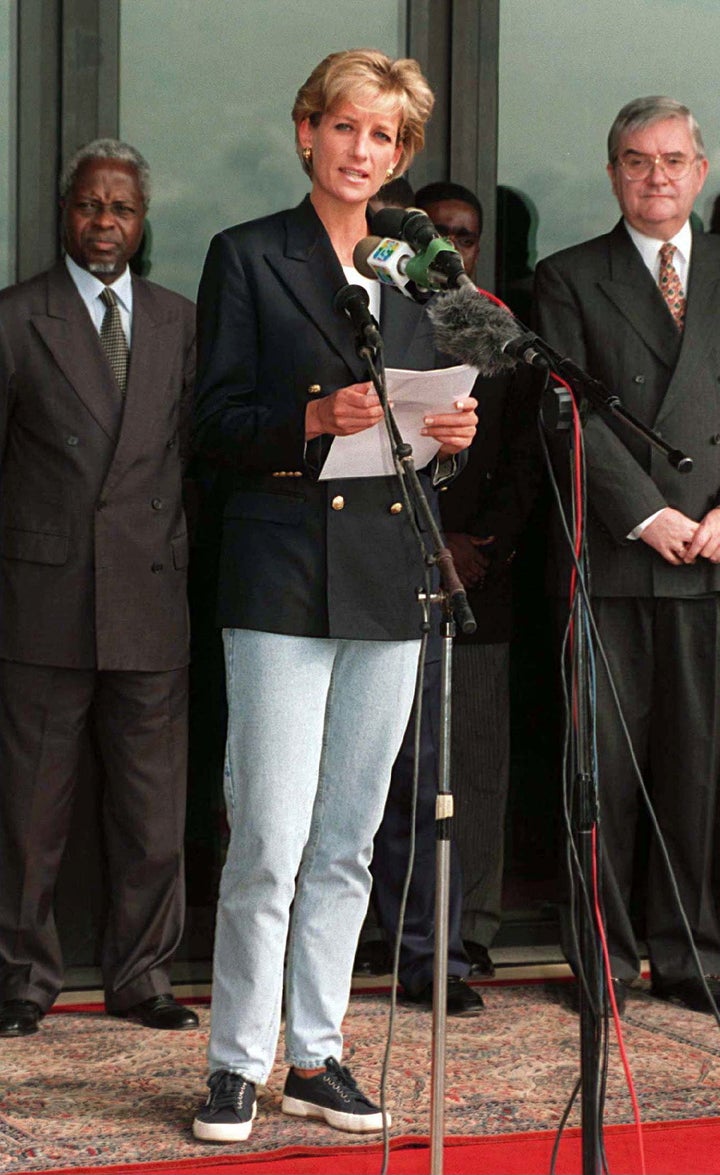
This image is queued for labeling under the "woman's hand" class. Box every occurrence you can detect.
[305,383,385,440]
[421,397,478,459]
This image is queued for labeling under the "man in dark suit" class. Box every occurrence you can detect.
[419,182,544,978]
[368,183,542,1010]
[535,96,720,1013]
[0,139,198,1036]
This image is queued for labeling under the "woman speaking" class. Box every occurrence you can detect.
[191,48,477,1143]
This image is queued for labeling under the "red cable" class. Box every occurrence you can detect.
[476,292,646,1168]
[592,825,647,1173]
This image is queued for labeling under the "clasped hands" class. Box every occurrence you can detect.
[444,532,495,588]
[641,505,720,564]
[305,381,478,459]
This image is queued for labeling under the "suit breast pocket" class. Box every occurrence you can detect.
[2,526,69,565]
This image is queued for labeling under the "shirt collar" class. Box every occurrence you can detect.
[65,253,133,314]
[623,218,693,270]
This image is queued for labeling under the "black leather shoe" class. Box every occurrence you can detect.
[114,994,199,1030]
[463,941,496,977]
[404,976,484,1016]
[651,975,720,1014]
[0,999,43,1037]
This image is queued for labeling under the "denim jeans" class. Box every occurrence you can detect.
[207,628,421,1083]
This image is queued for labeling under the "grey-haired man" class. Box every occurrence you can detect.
[0,140,197,1035]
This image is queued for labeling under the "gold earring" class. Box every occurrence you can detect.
[302,147,312,165]
[385,168,394,181]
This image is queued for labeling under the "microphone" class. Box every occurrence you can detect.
[333,283,383,350]
[353,236,419,299]
[354,232,472,298]
[370,207,475,293]
[371,206,443,252]
[427,285,546,376]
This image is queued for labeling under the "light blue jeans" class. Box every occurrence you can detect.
[207,628,421,1083]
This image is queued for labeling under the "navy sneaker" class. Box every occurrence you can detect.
[282,1057,389,1133]
[192,1069,257,1142]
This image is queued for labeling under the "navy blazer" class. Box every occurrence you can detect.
[535,220,720,598]
[193,196,457,642]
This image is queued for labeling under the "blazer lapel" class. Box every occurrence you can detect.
[265,196,369,384]
[30,262,121,440]
[659,232,720,422]
[101,277,179,495]
[598,221,681,374]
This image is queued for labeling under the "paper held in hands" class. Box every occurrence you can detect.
[318,364,478,480]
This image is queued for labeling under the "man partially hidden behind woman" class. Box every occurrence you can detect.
[191,48,477,1142]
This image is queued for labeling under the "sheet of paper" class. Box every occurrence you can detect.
[317,364,478,480]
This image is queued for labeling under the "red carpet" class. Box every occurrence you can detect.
[6,984,720,1175]
[27,1118,720,1175]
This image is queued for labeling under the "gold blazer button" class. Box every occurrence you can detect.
[308,384,322,395]
[331,495,345,511]
[389,502,403,514]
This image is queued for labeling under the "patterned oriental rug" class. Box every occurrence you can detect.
[2,980,720,1174]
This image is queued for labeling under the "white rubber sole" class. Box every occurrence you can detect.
[192,1100,257,1142]
[281,1094,389,1133]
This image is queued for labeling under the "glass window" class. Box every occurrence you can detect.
[498,0,720,268]
[119,0,404,298]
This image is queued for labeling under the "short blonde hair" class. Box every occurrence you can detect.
[292,49,434,177]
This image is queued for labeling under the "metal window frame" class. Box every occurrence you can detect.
[15,0,119,281]
[408,0,499,293]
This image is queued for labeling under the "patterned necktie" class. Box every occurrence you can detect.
[99,287,129,393]
[657,242,686,330]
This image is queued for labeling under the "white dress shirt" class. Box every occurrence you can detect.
[624,218,692,292]
[65,253,133,345]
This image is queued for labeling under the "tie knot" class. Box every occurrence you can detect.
[659,242,676,265]
[100,287,118,309]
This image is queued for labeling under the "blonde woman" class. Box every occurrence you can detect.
[192,49,477,1142]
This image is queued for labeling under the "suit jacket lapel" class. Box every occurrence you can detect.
[598,220,681,374]
[102,276,180,495]
[659,231,720,422]
[30,261,121,440]
[265,196,369,384]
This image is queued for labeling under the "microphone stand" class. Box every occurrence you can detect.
[525,335,693,473]
[541,366,691,1175]
[353,322,475,1175]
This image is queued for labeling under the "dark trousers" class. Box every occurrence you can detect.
[582,597,720,982]
[0,660,188,1012]
[370,658,468,993]
[451,642,510,947]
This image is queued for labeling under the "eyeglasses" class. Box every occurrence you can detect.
[616,152,699,182]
